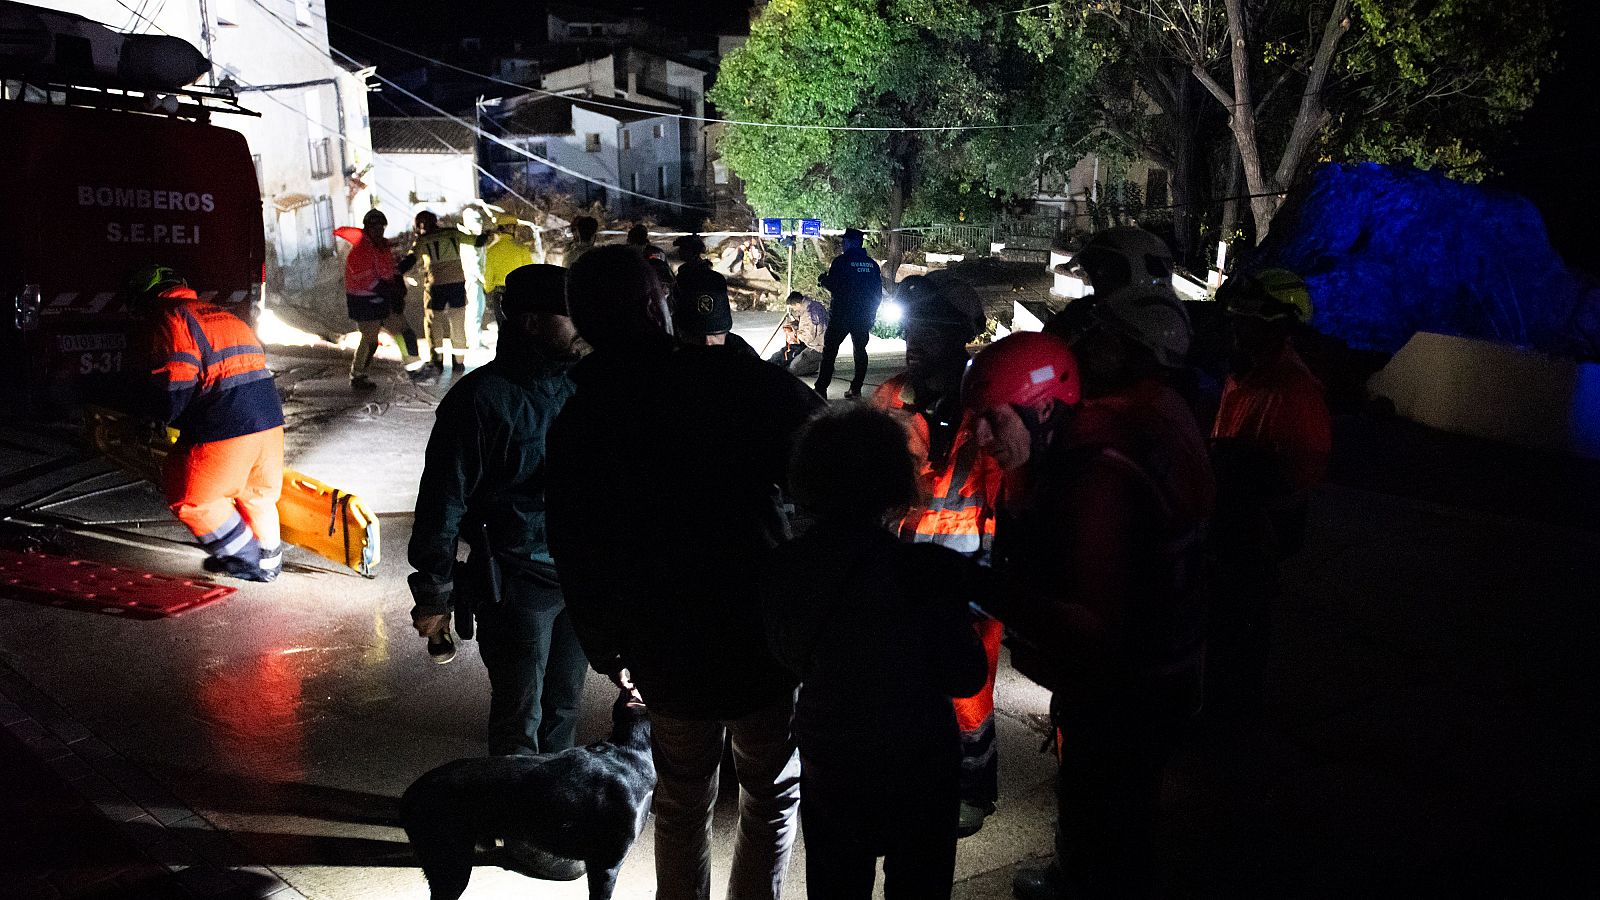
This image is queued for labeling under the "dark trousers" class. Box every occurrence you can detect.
[1052,695,1188,899]
[801,786,958,900]
[474,578,588,757]
[814,322,871,395]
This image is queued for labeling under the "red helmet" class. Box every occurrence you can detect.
[962,331,1081,412]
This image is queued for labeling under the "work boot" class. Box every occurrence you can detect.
[450,356,465,375]
[1012,863,1067,900]
[409,362,440,384]
[957,800,994,838]
[350,374,377,391]
[503,841,585,881]
[843,386,863,400]
[201,555,275,583]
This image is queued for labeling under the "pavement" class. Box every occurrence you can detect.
[1,318,1597,898]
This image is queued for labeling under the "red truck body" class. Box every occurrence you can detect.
[1,99,264,415]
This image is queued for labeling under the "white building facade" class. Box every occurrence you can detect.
[485,93,681,216]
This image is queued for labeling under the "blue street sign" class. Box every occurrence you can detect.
[800,218,822,237]
[761,218,783,237]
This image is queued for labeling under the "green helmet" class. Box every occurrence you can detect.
[1218,268,1313,323]
[127,264,187,299]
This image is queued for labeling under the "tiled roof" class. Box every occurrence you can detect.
[495,92,671,135]
[370,117,477,154]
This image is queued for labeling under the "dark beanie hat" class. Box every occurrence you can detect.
[502,264,568,316]
[673,279,733,336]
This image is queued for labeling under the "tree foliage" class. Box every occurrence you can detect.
[709,0,1098,271]
[1059,0,1557,241]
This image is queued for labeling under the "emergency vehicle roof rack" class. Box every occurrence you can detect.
[1,70,259,122]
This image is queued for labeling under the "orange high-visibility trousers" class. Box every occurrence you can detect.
[164,427,283,575]
[955,616,1005,806]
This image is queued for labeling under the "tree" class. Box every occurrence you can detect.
[709,0,1098,277]
[1066,0,1556,242]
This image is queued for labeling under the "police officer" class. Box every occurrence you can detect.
[814,227,884,399]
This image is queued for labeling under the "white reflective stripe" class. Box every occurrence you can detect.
[228,290,248,302]
[218,529,256,558]
[258,554,283,571]
[86,293,116,312]
[198,512,245,545]
[51,293,78,307]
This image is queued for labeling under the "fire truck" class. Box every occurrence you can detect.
[0,1,265,417]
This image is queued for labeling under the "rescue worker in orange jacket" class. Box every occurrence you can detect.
[870,270,1004,838]
[1206,268,1332,722]
[334,209,425,391]
[968,291,1213,900]
[132,265,285,583]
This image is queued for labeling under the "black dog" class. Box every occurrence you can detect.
[400,692,655,899]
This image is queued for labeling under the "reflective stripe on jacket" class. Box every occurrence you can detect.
[873,373,1001,556]
[152,287,284,444]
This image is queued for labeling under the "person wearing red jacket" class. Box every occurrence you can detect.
[1207,268,1332,722]
[131,265,285,583]
[334,209,424,390]
[967,289,1213,900]
[871,271,1005,837]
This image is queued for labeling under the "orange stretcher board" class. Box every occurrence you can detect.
[84,407,380,577]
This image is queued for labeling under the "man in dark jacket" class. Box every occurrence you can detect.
[547,246,824,900]
[814,227,884,399]
[670,235,758,355]
[409,263,586,763]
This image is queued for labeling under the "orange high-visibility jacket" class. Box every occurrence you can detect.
[334,226,398,296]
[1212,342,1332,492]
[873,373,1002,555]
[151,287,284,445]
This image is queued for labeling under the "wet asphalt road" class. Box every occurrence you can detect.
[2,318,1598,898]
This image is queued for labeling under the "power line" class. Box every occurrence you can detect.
[246,0,709,212]
[326,19,1045,133]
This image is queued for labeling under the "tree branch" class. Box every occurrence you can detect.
[1191,63,1237,110]
[1273,0,1351,189]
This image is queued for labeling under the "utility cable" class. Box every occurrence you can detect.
[325,18,1044,132]
[247,0,709,211]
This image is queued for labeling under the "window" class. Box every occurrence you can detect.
[658,165,668,198]
[313,197,336,257]
[309,137,334,178]
[652,123,665,139]
[630,173,639,193]
[622,129,631,150]
[584,133,601,152]
[295,0,312,27]
[713,160,729,185]
[214,0,239,26]
[1145,168,1169,209]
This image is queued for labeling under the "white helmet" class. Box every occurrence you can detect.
[1091,285,1192,369]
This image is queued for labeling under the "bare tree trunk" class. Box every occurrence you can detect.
[1193,0,1351,243]
[1169,67,1198,265]
[884,142,914,283]
[1219,141,1243,245]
